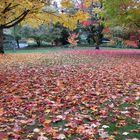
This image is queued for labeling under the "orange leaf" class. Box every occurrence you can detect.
[0,108,4,116]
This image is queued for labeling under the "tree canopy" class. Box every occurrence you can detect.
[104,0,140,30]
[0,0,89,30]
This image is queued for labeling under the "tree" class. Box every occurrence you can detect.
[104,0,140,30]
[103,0,140,48]
[0,0,46,53]
[0,0,89,53]
[77,0,104,49]
[43,24,63,46]
[68,32,79,48]
[21,25,48,47]
[60,28,70,45]
[11,24,22,48]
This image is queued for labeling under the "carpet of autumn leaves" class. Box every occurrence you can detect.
[0,50,140,140]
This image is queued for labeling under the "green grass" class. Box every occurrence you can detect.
[106,123,140,140]
[5,46,138,54]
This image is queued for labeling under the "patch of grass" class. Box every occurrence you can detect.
[51,120,67,128]
[107,123,140,140]
[5,46,138,54]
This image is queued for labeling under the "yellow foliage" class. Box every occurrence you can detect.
[75,11,89,22]
[0,0,89,30]
[94,7,104,17]
[59,11,89,30]
[0,0,44,27]
[84,0,92,7]
[84,0,100,8]
[61,0,74,8]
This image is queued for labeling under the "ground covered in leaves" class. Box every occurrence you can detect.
[0,50,140,140]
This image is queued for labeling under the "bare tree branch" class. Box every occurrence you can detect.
[1,3,12,13]
[0,10,30,29]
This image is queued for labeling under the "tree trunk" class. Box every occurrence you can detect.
[94,36,100,50]
[94,24,104,50]
[0,28,4,54]
[16,39,20,48]
[95,45,100,49]
[36,40,41,47]
[138,40,140,49]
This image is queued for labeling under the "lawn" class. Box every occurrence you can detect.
[0,50,140,139]
[5,46,138,54]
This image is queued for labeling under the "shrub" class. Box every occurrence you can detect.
[68,33,79,48]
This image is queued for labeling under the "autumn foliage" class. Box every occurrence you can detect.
[123,40,139,48]
[68,33,79,48]
[0,50,140,139]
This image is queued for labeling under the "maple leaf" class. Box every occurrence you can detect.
[102,125,109,128]
[122,132,129,135]
[43,120,52,127]
[33,128,40,133]
[56,134,66,139]
[0,108,4,116]
[99,130,109,139]
[56,80,66,90]
[37,133,48,140]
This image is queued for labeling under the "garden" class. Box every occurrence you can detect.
[0,0,140,140]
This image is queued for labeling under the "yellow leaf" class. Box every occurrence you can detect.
[45,109,51,113]
[44,120,52,124]
[108,135,115,140]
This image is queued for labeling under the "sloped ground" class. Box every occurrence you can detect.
[0,50,140,140]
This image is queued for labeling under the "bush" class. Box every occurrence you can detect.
[4,34,17,50]
[110,26,130,40]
